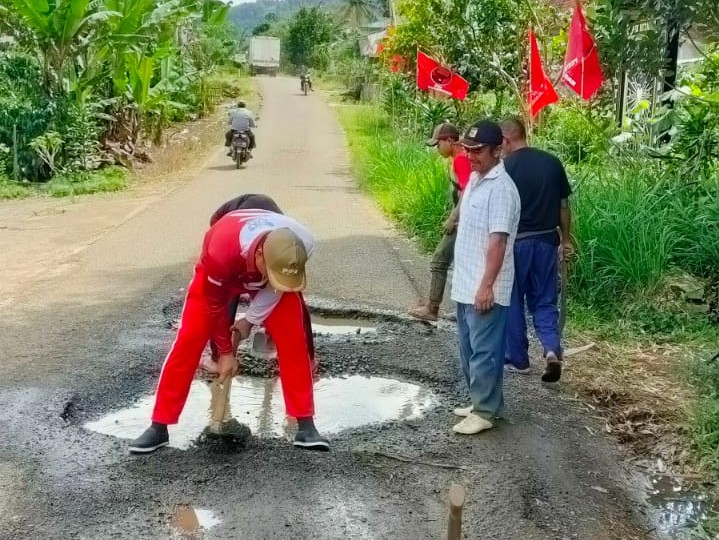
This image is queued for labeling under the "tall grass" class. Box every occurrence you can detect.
[46,167,127,197]
[570,160,680,302]
[338,105,451,251]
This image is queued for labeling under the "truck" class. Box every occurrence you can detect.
[248,36,281,77]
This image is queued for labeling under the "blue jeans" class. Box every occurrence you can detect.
[506,239,561,369]
[457,303,508,420]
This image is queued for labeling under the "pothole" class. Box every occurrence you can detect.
[84,375,437,450]
[308,314,377,336]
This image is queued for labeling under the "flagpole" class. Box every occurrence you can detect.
[527,28,533,139]
[576,0,584,101]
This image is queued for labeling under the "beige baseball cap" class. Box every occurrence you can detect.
[263,228,308,292]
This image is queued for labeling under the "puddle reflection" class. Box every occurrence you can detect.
[647,474,710,538]
[85,376,436,450]
[170,504,221,536]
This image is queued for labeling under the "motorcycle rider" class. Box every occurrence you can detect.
[299,65,313,92]
[225,101,256,157]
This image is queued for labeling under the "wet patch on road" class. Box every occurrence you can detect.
[84,375,438,449]
[169,504,221,537]
[642,472,712,539]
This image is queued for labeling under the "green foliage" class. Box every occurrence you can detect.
[671,186,719,280]
[46,166,127,196]
[59,100,103,171]
[570,160,679,301]
[538,104,614,164]
[689,352,719,475]
[337,105,451,251]
[386,0,559,105]
[228,0,340,33]
[0,0,240,184]
[285,7,339,69]
[30,131,64,174]
[0,52,53,179]
[0,181,32,199]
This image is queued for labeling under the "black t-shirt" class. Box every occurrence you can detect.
[503,147,571,243]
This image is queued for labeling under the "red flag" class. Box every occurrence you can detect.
[416,51,469,101]
[528,30,559,117]
[562,2,603,99]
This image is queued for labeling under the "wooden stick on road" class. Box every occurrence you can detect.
[446,483,466,540]
[208,377,233,434]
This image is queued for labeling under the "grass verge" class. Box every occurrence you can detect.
[0,167,128,199]
[336,104,451,251]
[336,100,719,531]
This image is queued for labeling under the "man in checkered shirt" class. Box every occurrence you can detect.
[450,120,521,435]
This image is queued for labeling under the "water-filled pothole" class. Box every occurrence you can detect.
[308,314,376,336]
[85,375,437,450]
[237,313,378,361]
[646,474,711,538]
[170,504,221,535]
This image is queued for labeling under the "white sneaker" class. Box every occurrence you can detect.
[453,404,473,417]
[452,413,494,435]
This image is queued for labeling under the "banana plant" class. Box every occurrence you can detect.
[1,0,118,92]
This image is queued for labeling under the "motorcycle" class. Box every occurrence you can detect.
[230,131,251,169]
[301,74,310,95]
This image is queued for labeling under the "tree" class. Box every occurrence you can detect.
[0,0,239,180]
[0,0,116,92]
[338,0,377,28]
[285,7,339,69]
[385,0,560,104]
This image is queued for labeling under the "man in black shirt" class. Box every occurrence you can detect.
[500,119,572,383]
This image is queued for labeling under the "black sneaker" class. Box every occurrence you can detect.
[541,352,562,383]
[293,428,330,451]
[129,425,169,454]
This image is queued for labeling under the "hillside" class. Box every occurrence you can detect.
[229,0,341,33]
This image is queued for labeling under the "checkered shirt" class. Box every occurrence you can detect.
[451,161,521,307]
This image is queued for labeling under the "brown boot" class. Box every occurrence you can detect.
[409,303,439,321]
[410,269,447,322]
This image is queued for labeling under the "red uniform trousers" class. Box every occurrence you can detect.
[152,264,315,424]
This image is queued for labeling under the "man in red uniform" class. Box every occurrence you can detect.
[129,205,328,453]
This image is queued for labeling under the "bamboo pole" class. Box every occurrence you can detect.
[446,483,466,540]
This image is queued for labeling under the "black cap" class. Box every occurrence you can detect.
[426,123,460,146]
[460,120,503,149]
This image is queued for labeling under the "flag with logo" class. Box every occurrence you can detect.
[528,29,559,117]
[562,2,603,99]
[416,51,469,101]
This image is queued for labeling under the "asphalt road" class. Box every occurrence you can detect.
[0,76,652,540]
